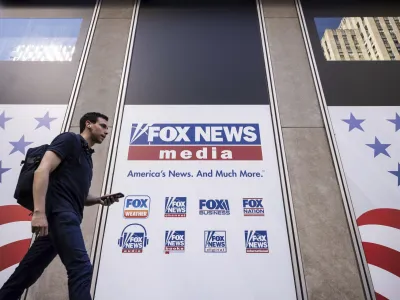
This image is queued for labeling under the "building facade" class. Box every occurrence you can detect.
[0,0,399,299]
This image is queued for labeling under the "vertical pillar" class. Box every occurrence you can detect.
[261,0,365,298]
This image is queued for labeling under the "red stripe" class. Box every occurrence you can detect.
[0,239,31,272]
[357,208,400,230]
[375,292,389,300]
[363,242,400,278]
[128,145,263,160]
[0,205,32,225]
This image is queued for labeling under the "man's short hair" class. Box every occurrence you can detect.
[79,112,109,133]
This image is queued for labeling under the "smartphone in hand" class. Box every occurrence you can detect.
[100,192,124,200]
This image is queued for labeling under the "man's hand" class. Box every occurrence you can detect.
[31,211,48,237]
[99,194,120,206]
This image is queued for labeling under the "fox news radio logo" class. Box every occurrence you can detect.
[128,123,262,160]
[199,199,230,215]
[245,230,269,253]
[204,231,227,253]
[118,224,149,253]
[243,198,264,216]
[165,197,187,217]
[123,195,150,218]
[164,230,185,254]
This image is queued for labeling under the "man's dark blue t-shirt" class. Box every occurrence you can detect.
[45,132,93,220]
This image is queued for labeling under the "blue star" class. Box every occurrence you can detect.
[387,113,400,132]
[35,112,57,129]
[0,111,12,129]
[366,137,391,158]
[389,163,400,186]
[0,161,11,183]
[9,135,33,155]
[342,113,365,132]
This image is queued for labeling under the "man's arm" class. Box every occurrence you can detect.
[31,151,63,236]
[33,151,62,212]
[85,194,101,206]
[31,132,76,236]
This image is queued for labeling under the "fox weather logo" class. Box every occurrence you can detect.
[242,198,264,216]
[245,230,269,253]
[204,231,227,253]
[164,197,187,217]
[123,195,150,218]
[117,224,149,253]
[199,199,230,215]
[127,123,262,161]
[164,231,185,254]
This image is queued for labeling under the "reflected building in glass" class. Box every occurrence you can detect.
[321,17,400,61]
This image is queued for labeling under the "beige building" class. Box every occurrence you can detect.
[321,17,400,60]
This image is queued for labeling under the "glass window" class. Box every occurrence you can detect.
[315,16,400,61]
[0,18,82,61]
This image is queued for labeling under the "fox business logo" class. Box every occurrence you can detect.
[204,231,227,253]
[245,230,269,253]
[128,123,262,161]
[117,224,149,253]
[243,198,264,216]
[123,195,150,218]
[199,199,230,215]
[164,197,187,217]
[164,230,185,254]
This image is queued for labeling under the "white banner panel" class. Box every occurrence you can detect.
[95,105,297,300]
[329,106,400,299]
[0,105,67,286]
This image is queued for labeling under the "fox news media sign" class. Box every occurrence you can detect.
[123,195,150,218]
[243,198,265,216]
[199,199,230,215]
[165,197,187,217]
[245,230,269,253]
[118,223,149,253]
[128,123,262,161]
[204,231,227,253]
[95,105,298,300]
[165,230,185,254]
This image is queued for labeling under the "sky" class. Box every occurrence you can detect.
[315,17,343,40]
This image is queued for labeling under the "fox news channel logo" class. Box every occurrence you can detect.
[128,123,262,161]
[123,195,150,218]
[204,231,227,253]
[164,230,185,254]
[243,198,264,216]
[245,230,269,253]
[118,224,149,253]
[165,197,187,217]
[199,199,230,215]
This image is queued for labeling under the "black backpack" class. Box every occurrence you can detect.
[14,144,50,212]
[13,133,82,212]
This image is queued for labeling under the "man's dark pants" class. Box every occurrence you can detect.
[0,211,92,300]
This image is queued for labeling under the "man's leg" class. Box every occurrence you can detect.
[0,235,57,300]
[49,211,92,300]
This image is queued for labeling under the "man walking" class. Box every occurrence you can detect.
[0,112,120,300]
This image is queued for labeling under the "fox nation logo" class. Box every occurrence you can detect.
[123,195,150,218]
[204,231,227,253]
[164,197,187,217]
[199,199,230,215]
[243,198,264,216]
[118,224,149,253]
[245,230,268,253]
[128,123,262,161]
[164,231,185,254]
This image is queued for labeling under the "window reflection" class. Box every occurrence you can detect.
[0,18,82,62]
[315,17,400,61]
